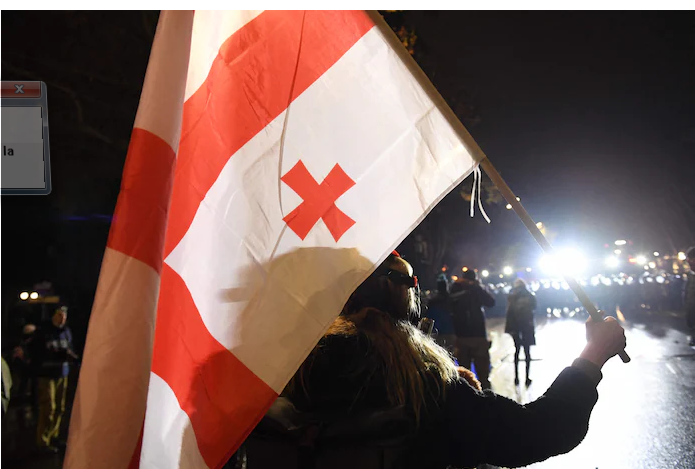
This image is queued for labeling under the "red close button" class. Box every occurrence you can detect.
[1,81,42,98]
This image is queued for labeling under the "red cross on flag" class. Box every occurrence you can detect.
[65,10,483,469]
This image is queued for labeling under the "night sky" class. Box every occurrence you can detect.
[403,11,695,249]
[2,11,694,345]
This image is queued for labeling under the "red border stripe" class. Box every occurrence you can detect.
[163,10,374,257]
[152,265,277,469]
[107,128,176,274]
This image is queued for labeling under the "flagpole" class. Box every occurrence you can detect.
[368,10,630,363]
[480,158,631,363]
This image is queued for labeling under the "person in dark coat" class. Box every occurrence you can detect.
[449,270,496,389]
[425,275,456,352]
[31,306,78,452]
[234,253,628,469]
[506,278,538,386]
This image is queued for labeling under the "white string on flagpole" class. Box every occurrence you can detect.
[471,166,491,223]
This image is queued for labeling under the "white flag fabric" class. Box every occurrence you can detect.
[66,10,482,469]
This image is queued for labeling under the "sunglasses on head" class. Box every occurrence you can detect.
[378,268,418,289]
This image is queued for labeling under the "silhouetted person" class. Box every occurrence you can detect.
[426,275,456,352]
[449,270,496,390]
[505,279,537,386]
[231,252,629,469]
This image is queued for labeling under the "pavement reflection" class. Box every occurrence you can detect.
[486,314,695,469]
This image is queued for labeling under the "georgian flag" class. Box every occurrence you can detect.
[65,10,482,469]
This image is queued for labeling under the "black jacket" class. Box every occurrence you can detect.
[449,280,495,338]
[505,287,537,335]
[31,324,74,378]
[238,332,602,469]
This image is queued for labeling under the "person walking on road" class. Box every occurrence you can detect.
[505,279,537,386]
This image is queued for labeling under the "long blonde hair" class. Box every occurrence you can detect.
[288,254,459,424]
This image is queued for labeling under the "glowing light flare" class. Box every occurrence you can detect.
[505,204,512,210]
[29,292,39,300]
[481,270,489,278]
[635,255,647,265]
[615,240,627,246]
[539,248,588,276]
[503,266,513,276]
[605,256,620,268]
[19,292,29,300]
[678,252,687,261]
[648,261,656,269]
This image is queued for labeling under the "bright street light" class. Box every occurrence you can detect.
[505,204,512,210]
[615,239,627,246]
[653,252,659,257]
[526,267,532,272]
[678,252,687,261]
[462,266,468,272]
[605,256,620,268]
[540,248,588,276]
[481,270,489,278]
[503,266,513,276]
[29,292,39,300]
[635,255,647,265]
[19,292,29,300]
[648,261,656,269]
[614,249,621,255]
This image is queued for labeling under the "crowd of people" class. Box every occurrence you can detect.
[481,270,689,320]
[4,248,693,468]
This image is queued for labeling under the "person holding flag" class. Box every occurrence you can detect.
[65,10,630,469]
[231,252,627,469]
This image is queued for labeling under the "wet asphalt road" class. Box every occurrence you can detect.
[486,312,695,469]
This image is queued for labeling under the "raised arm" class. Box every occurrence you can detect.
[442,316,625,468]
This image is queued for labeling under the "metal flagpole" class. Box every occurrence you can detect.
[369,10,630,363]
